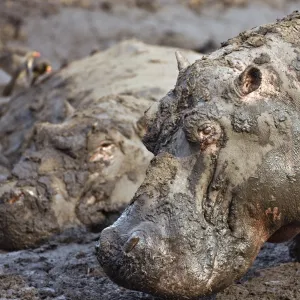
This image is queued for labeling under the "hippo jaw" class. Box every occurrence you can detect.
[97,151,263,299]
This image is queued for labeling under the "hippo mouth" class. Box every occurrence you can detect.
[98,225,178,294]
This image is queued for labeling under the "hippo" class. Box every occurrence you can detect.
[0,41,200,250]
[97,11,300,299]
[0,94,152,250]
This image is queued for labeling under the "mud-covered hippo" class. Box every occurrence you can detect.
[0,94,152,250]
[0,41,200,250]
[98,12,300,299]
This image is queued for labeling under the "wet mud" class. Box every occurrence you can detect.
[0,228,298,300]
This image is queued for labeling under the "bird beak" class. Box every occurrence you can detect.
[46,65,52,73]
[33,51,41,58]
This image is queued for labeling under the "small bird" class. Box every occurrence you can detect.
[0,47,40,76]
[0,47,44,96]
[30,60,52,86]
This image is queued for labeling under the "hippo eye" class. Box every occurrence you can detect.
[202,126,212,135]
[198,124,215,141]
[184,115,223,147]
[101,142,113,148]
[89,141,115,162]
[194,122,223,150]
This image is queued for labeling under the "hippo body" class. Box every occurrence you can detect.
[98,12,300,299]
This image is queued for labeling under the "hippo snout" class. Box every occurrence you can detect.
[123,231,145,253]
[98,221,161,263]
[100,226,147,254]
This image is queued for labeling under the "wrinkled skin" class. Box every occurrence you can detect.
[0,94,152,250]
[98,12,300,299]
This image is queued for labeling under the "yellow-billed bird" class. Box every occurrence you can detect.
[0,47,41,96]
[30,60,52,86]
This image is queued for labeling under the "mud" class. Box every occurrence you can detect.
[0,228,297,300]
[1,1,300,299]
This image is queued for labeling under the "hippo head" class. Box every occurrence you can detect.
[0,94,152,250]
[98,51,300,298]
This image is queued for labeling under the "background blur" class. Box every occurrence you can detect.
[1,0,299,68]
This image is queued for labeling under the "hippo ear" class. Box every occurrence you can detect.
[175,51,190,72]
[135,115,147,138]
[235,66,262,96]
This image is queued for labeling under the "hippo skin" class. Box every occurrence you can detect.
[97,12,300,299]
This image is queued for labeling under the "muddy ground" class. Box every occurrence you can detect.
[1,1,300,300]
[0,227,298,300]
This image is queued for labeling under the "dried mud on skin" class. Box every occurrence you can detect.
[0,92,153,250]
[0,2,300,299]
[0,41,299,299]
[0,40,200,168]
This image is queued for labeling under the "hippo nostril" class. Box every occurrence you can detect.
[123,235,140,253]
